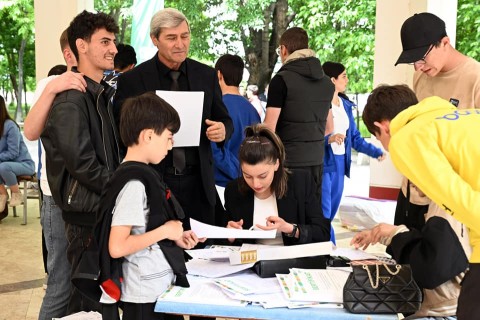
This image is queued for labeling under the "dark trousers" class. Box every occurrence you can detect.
[122,302,182,320]
[457,263,480,320]
[289,164,324,202]
[65,223,101,314]
[164,171,214,248]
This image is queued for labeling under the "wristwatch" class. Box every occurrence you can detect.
[285,224,298,238]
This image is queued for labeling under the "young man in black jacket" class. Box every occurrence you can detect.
[41,11,120,314]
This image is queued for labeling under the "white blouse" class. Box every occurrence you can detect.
[253,193,283,245]
[331,98,350,155]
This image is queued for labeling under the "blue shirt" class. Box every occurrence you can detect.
[0,119,35,166]
[211,94,260,187]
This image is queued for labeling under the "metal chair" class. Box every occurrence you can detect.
[12,174,41,225]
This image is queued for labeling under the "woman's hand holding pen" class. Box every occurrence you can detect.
[226,219,243,243]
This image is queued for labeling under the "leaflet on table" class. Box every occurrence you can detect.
[229,242,333,265]
[213,272,281,295]
[155,90,204,147]
[190,218,276,239]
[277,268,349,303]
[157,276,247,307]
[211,271,287,308]
[276,274,343,309]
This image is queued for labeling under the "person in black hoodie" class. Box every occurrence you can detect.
[264,27,334,203]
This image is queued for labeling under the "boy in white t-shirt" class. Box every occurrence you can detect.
[106,92,204,319]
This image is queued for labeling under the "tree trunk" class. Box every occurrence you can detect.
[15,39,26,122]
[9,74,18,114]
[244,0,291,92]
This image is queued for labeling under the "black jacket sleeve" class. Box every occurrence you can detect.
[389,216,468,289]
[47,99,110,195]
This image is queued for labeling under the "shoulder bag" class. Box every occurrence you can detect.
[343,264,422,314]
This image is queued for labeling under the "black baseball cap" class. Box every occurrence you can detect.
[395,13,446,66]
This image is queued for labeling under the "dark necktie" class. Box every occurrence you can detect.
[169,70,186,172]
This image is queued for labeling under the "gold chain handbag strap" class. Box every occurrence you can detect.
[363,264,402,289]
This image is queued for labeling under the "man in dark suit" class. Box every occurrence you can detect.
[115,8,233,241]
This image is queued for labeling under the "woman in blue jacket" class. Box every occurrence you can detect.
[0,95,35,220]
[321,62,385,243]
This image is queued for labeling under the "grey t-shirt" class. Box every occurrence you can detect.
[111,180,174,303]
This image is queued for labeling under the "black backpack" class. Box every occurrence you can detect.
[71,162,189,316]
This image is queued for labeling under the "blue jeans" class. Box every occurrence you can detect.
[39,195,71,320]
[0,161,35,186]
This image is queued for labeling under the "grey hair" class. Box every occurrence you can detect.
[150,8,190,38]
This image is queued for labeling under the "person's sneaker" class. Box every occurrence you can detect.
[0,194,8,212]
[9,192,23,207]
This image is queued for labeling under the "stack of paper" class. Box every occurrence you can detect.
[157,275,247,307]
[212,272,289,308]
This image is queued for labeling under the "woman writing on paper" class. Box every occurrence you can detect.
[222,124,331,245]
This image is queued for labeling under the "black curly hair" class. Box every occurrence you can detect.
[67,10,119,62]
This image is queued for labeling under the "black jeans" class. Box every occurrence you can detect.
[122,302,182,320]
[164,170,214,248]
[65,223,101,314]
[457,263,480,320]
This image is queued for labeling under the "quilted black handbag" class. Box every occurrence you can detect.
[343,264,422,314]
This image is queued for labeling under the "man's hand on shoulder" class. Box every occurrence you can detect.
[49,71,87,94]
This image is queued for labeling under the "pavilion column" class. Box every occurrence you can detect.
[34,0,93,81]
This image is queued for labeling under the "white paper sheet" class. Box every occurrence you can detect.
[186,258,254,278]
[155,90,204,147]
[190,218,276,239]
[229,242,333,265]
[186,246,240,261]
[332,247,379,261]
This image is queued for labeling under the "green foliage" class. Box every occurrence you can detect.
[456,0,480,60]
[165,0,223,63]
[0,0,35,119]
[355,116,371,138]
[95,0,134,44]
[291,0,376,93]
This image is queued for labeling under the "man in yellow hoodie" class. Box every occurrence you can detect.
[353,84,479,319]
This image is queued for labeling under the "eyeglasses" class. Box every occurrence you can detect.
[408,45,434,66]
[275,45,282,56]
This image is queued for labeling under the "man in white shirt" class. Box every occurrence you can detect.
[24,29,86,320]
